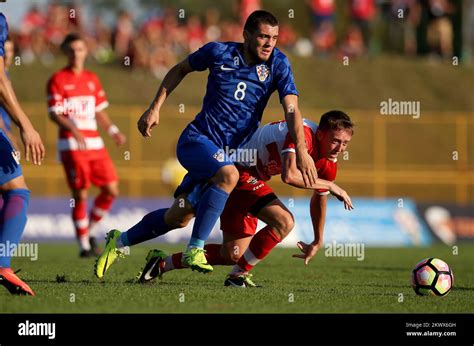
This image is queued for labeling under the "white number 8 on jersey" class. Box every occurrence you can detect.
[234,82,247,101]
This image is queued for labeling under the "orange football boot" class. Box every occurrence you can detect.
[0,268,35,296]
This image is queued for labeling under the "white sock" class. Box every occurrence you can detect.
[230,265,246,277]
[79,235,91,251]
[88,221,99,238]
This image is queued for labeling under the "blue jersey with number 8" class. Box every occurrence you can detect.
[187,41,298,150]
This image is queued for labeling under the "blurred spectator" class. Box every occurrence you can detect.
[67,2,84,33]
[237,0,261,26]
[312,20,336,55]
[339,24,365,58]
[204,8,222,42]
[388,0,419,55]
[7,0,468,76]
[161,7,188,56]
[349,0,376,51]
[278,22,297,50]
[88,15,114,64]
[307,0,336,56]
[186,15,205,53]
[44,3,69,50]
[220,20,242,42]
[18,5,47,64]
[113,10,134,60]
[424,0,455,58]
[307,0,336,29]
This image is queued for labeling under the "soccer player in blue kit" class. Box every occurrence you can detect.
[0,13,45,296]
[96,10,317,276]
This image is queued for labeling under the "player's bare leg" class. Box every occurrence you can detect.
[164,193,195,229]
[225,199,294,287]
[88,181,119,255]
[220,233,253,264]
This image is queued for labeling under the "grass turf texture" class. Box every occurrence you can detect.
[1,243,472,313]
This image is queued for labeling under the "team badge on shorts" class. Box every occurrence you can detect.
[213,149,225,162]
[256,64,269,82]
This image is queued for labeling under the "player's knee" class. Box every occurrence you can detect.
[214,165,239,192]
[103,184,119,198]
[72,190,87,201]
[274,213,294,239]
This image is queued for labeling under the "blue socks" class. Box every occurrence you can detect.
[121,208,170,246]
[120,184,229,250]
[0,189,30,268]
[188,185,229,249]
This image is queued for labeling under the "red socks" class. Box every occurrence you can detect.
[72,199,88,238]
[89,193,115,234]
[236,226,281,272]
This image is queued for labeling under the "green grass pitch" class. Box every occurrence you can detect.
[1,243,472,313]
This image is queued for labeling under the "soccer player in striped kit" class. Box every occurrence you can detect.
[47,33,126,257]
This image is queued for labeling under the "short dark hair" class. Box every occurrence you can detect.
[318,110,354,134]
[243,10,278,34]
[60,33,83,53]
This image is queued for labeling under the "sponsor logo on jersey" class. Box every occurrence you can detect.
[256,64,269,82]
[220,64,235,71]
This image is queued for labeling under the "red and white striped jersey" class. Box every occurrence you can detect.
[47,68,109,152]
[240,118,337,193]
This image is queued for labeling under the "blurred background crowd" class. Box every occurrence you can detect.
[4,0,473,78]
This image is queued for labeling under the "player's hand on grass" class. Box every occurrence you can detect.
[296,150,317,188]
[292,241,321,265]
[112,132,126,147]
[20,127,45,165]
[137,108,159,137]
[329,183,354,210]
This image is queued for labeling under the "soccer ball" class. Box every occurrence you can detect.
[411,258,453,296]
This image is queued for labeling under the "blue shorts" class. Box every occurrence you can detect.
[176,123,234,181]
[0,129,22,186]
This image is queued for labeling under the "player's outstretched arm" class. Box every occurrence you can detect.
[96,110,126,147]
[292,192,327,265]
[282,152,353,210]
[138,58,194,137]
[281,95,317,187]
[0,59,44,165]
